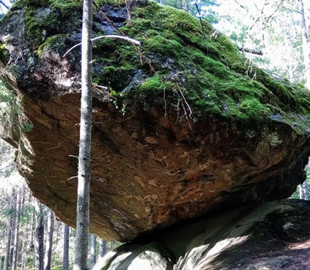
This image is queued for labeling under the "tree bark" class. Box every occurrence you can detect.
[3,208,13,270]
[90,234,97,268]
[300,0,310,88]
[34,200,44,270]
[44,209,54,270]
[74,0,93,269]
[99,239,106,258]
[302,181,309,200]
[12,190,21,270]
[299,184,305,199]
[62,224,70,270]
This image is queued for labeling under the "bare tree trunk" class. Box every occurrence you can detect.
[62,224,70,270]
[12,190,21,270]
[44,209,54,270]
[3,210,13,270]
[90,234,97,268]
[300,0,310,88]
[299,184,305,199]
[303,181,309,200]
[74,0,93,269]
[99,239,106,258]
[34,200,44,270]
[30,202,35,251]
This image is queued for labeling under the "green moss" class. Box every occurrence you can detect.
[96,0,127,6]
[22,0,81,8]
[11,0,310,129]
[37,34,64,57]
[239,98,269,118]
[23,0,81,47]
[144,35,183,57]
[24,6,58,46]
[49,0,81,9]
[139,75,166,92]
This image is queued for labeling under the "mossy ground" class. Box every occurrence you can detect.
[4,0,310,129]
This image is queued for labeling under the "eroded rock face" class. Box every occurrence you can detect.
[93,200,310,270]
[1,1,310,241]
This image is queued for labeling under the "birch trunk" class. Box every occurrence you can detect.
[73,0,93,269]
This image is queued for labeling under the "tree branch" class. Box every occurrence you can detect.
[237,45,263,55]
[0,0,9,10]
[63,35,141,57]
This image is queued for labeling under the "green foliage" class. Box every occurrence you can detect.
[0,80,19,126]
[0,80,33,135]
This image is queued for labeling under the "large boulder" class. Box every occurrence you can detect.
[1,0,310,240]
[93,199,310,270]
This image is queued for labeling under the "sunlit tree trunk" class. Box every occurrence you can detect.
[90,234,97,268]
[34,200,44,270]
[44,209,54,270]
[299,184,305,199]
[63,224,70,270]
[74,0,93,269]
[302,181,309,200]
[99,239,106,258]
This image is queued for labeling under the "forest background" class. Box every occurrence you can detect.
[1,0,310,269]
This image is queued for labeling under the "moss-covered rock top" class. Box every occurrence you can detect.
[2,0,310,131]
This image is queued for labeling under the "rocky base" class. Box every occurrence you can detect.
[94,199,310,270]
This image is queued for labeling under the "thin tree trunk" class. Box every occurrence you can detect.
[300,0,310,88]
[12,191,21,270]
[62,224,70,270]
[90,234,97,268]
[303,181,309,200]
[44,209,54,270]
[30,202,35,251]
[99,239,106,258]
[34,200,44,270]
[299,184,305,199]
[3,210,13,270]
[74,0,93,269]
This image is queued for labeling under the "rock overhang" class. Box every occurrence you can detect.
[1,0,310,241]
